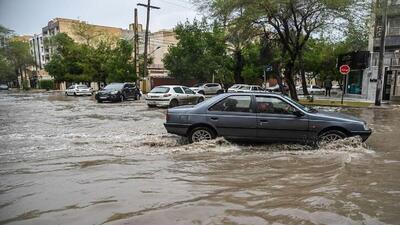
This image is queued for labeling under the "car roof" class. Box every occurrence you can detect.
[221,92,286,98]
[156,85,186,88]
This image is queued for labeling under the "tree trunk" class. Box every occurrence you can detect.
[274,63,286,95]
[284,63,298,101]
[234,50,244,83]
[299,54,309,95]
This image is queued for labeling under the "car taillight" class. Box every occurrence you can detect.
[163,93,171,97]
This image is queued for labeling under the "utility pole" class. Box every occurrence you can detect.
[137,1,160,78]
[375,0,388,106]
[134,8,139,77]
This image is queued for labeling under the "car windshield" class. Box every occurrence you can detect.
[282,95,317,113]
[150,87,170,93]
[104,83,123,90]
[77,85,88,89]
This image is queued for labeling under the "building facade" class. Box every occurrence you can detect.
[363,0,400,102]
[28,18,177,91]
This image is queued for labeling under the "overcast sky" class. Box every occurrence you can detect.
[0,0,200,35]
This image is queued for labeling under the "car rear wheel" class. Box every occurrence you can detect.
[189,127,216,143]
[317,130,347,146]
[197,97,204,103]
[169,99,178,108]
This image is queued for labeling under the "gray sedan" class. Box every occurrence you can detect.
[164,93,372,145]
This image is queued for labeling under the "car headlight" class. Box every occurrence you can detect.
[111,91,118,94]
[363,122,369,130]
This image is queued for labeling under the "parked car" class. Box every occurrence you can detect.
[266,84,289,92]
[236,85,265,93]
[296,85,325,95]
[65,84,93,96]
[164,92,372,145]
[146,85,205,108]
[227,84,248,93]
[0,84,9,90]
[95,83,141,103]
[190,83,224,95]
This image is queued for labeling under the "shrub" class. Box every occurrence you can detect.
[38,80,54,91]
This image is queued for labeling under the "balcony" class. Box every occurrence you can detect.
[374,36,400,49]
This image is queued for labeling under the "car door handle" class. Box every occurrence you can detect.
[210,117,218,121]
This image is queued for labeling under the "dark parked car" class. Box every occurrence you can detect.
[95,83,141,103]
[0,84,9,90]
[164,93,372,145]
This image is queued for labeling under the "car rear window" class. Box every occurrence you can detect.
[150,87,170,93]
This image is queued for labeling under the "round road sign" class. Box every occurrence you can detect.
[339,65,350,75]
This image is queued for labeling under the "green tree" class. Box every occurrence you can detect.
[200,0,370,100]
[45,33,137,84]
[105,39,136,83]
[163,19,231,84]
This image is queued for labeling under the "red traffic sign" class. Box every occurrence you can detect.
[339,65,350,75]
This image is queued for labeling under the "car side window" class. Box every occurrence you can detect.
[209,96,252,113]
[68,85,74,89]
[183,87,195,94]
[255,96,295,114]
[173,87,184,94]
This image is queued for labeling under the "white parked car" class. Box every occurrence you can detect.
[296,85,325,95]
[236,85,265,93]
[189,83,224,95]
[146,85,205,108]
[227,84,248,92]
[65,84,93,96]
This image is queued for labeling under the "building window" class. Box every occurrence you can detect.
[388,17,400,36]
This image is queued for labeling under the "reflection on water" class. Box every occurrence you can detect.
[0,92,399,225]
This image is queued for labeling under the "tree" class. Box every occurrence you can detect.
[163,19,231,84]
[200,0,370,100]
[105,39,136,83]
[45,33,137,84]
[6,39,33,86]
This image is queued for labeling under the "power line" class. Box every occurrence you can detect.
[158,0,194,10]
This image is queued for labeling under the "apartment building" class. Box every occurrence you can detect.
[29,18,177,90]
[363,0,400,102]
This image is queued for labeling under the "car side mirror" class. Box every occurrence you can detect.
[293,110,304,117]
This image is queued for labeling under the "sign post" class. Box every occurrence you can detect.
[339,65,350,104]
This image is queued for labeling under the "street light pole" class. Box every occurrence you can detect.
[375,0,388,106]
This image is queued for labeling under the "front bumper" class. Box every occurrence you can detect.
[350,129,372,142]
[95,94,119,101]
[164,123,190,136]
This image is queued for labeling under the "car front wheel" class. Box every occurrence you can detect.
[317,130,347,146]
[189,127,216,143]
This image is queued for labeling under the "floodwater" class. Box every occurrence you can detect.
[0,92,399,225]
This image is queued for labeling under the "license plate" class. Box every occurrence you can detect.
[100,96,107,99]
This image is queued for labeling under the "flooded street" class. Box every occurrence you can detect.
[0,92,399,225]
